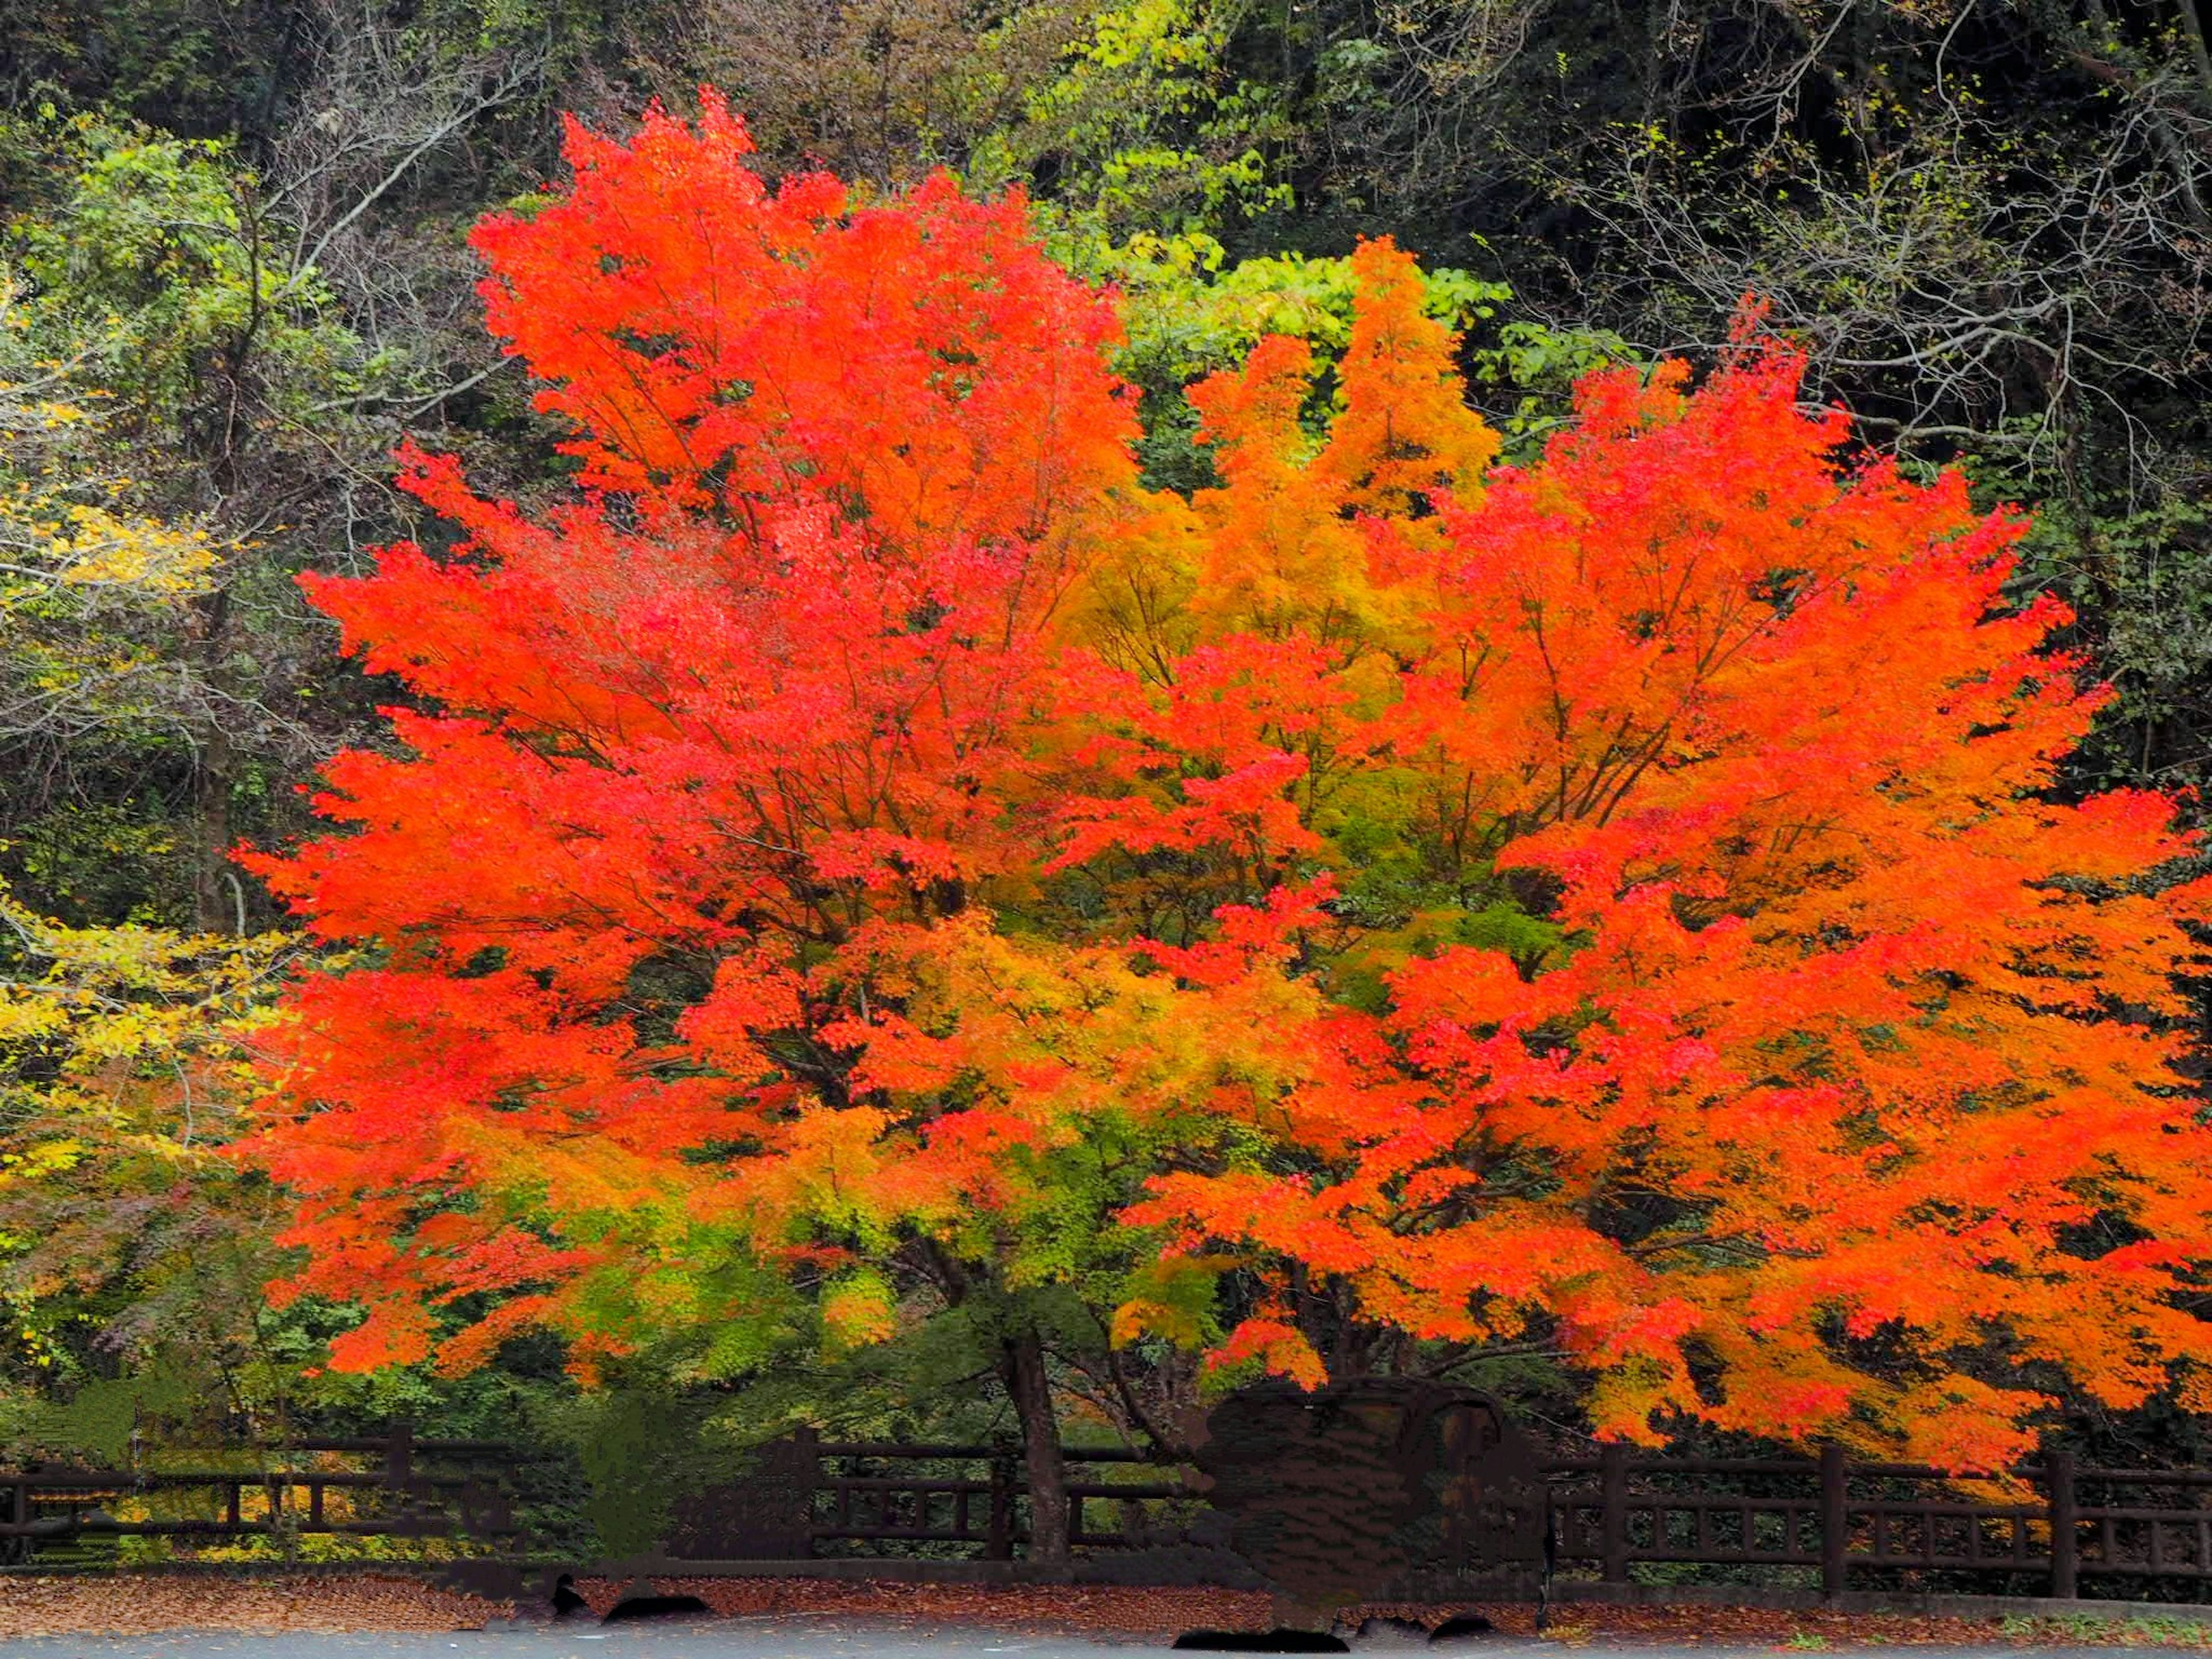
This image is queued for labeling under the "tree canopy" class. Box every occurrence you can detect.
[244,104,2212,1502]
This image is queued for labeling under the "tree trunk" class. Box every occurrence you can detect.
[1002,1325,1069,1562]
[2175,0,2212,97]
[191,588,237,934]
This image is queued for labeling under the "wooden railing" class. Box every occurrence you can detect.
[802,1438,2212,1597]
[1552,1446,2212,1596]
[802,1435,1181,1555]
[0,1427,528,1560]
[16,1426,2212,1603]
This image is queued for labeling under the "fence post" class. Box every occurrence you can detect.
[2048,1451,2078,1601]
[793,1425,820,1560]
[987,1452,1015,1561]
[1820,1444,1849,1600]
[383,1422,414,1491]
[1600,1442,1629,1584]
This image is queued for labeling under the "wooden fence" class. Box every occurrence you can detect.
[1551,1447,2212,1597]
[792,1437,2212,1598]
[0,1427,527,1562]
[13,1428,2212,1603]
[794,1434,1183,1556]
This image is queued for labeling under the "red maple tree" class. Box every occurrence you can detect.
[247,98,2212,1505]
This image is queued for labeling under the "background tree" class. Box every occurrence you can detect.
[0,10,575,1463]
[0,877,301,1441]
[0,281,320,1445]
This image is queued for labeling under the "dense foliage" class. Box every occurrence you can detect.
[2,0,2210,1548]
[242,108,2212,1547]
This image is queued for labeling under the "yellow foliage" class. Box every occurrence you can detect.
[819,1269,900,1354]
[0,876,302,1365]
[35,502,218,593]
[1099,238,1501,664]
[0,272,229,729]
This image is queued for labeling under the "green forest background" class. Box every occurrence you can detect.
[1,0,2208,1545]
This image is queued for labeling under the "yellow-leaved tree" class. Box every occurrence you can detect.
[0,277,305,1448]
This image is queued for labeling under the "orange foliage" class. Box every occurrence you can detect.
[246,99,2212,1467]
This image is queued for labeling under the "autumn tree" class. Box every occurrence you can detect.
[245,93,1168,1554]
[1077,325,2212,1469]
[0,350,304,1430]
[248,96,2212,1516]
[0,877,302,1430]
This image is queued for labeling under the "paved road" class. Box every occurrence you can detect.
[0,1618,2150,1659]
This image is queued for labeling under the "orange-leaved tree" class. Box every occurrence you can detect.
[244,93,1203,1554]
[1069,325,2212,1471]
[246,94,2212,1501]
